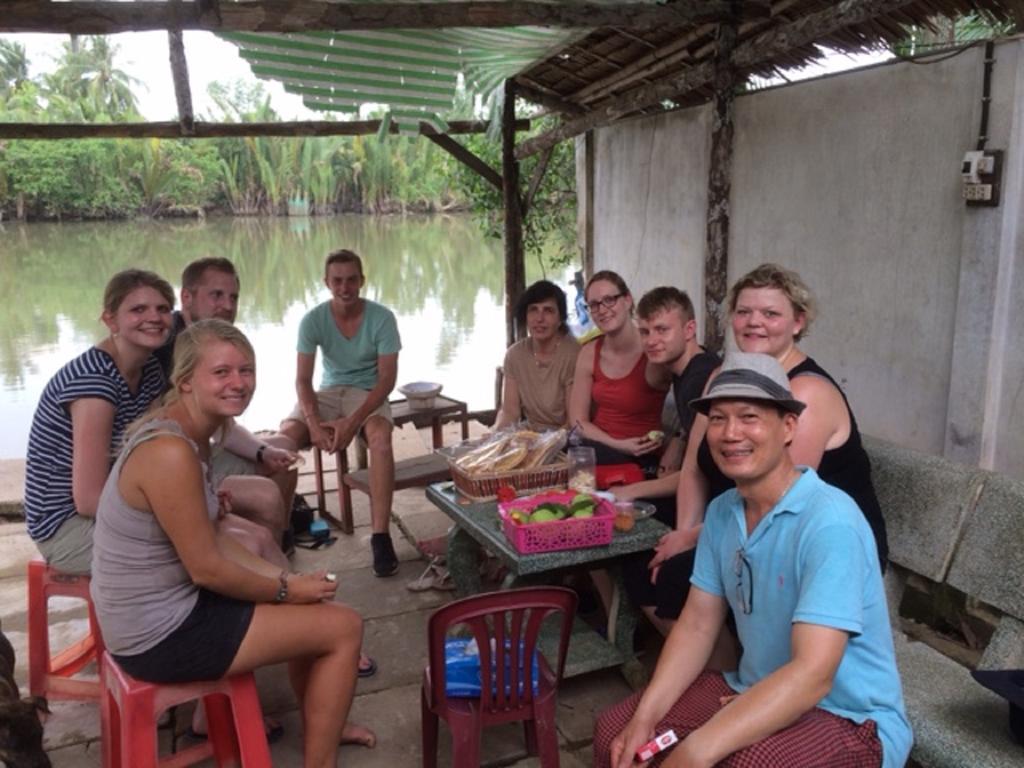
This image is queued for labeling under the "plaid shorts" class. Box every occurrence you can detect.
[593,671,882,768]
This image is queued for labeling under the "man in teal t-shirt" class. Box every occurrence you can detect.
[595,352,911,768]
[281,249,402,577]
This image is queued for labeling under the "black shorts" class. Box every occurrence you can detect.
[622,546,697,620]
[579,438,659,476]
[112,588,255,684]
[619,496,698,620]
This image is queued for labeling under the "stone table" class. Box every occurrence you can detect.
[425,482,669,688]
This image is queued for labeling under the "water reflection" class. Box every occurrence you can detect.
[0,215,547,459]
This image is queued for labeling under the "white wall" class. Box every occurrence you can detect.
[586,41,1024,475]
[591,106,711,328]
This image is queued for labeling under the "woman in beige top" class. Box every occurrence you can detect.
[495,280,580,432]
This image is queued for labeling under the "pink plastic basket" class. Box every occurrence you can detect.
[499,491,614,554]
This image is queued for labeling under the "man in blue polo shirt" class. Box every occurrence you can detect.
[281,249,402,577]
[594,352,911,768]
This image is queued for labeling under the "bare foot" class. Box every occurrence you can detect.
[341,722,376,748]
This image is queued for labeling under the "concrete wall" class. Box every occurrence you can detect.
[586,41,1024,477]
[588,105,712,328]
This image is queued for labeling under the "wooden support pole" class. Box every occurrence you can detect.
[522,146,553,218]
[0,119,529,141]
[583,131,596,278]
[423,133,503,192]
[502,80,526,348]
[704,12,740,354]
[515,0,917,159]
[167,29,194,135]
[0,1,737,34]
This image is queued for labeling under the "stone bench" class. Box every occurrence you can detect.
[864,436,1024,768]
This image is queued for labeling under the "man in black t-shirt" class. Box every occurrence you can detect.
[615,287,718,635]
[612,287,718,503]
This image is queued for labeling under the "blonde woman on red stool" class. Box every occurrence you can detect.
[91,320,374,767]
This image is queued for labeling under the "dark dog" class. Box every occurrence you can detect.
[0,626,51,768]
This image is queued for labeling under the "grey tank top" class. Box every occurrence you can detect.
[90,419,219,656]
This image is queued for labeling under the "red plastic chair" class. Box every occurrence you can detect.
[421,586,578,768]
[100,651,271,768]
[27,557,105,700]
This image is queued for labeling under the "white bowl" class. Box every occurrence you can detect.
[399,381,443,411]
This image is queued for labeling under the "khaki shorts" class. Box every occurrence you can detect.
[285,387,393,430]
[35,513,94,575]
[210,448,258,487]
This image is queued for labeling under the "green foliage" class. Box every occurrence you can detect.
[893,11,1017,57]
[160,140,222,208]
[43,36,142,121]
[448,111,578,273]
[0,37,543,224]
[0,39,29,98]
[3,140,139,218]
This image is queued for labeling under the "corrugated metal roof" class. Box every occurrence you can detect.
[214,1,672,132]
[218,22,605,133]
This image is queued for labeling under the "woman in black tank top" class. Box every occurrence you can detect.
[650,265,888,625]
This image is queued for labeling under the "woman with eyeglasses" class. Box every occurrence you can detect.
[568,270,671,470]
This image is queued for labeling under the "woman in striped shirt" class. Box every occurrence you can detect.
[24,269,174,574]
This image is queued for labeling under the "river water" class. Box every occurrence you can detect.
[0,215,570,459]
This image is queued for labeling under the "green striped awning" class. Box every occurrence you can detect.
[218,25,582,134]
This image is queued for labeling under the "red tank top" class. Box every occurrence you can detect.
[590,337,666,439]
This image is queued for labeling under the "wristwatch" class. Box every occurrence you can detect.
[274,570,289,603]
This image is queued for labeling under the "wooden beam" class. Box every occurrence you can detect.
[570,0,801,106]
[1,1,737,34]
[167,29,194,135]
[0,119,529,140]
[516,0,917,158]
[502,81,526,348]
[423,132,503,192]
[515,61,714,158]
[514,80,586,116]
[704,13,740,355]
[521,146,554,217]
[572,25,714,105]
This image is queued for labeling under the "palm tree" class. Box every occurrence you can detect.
[47,35,141,120]
[0,39,29,98]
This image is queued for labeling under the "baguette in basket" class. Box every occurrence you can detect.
[452,428,567,476]
[454,433,511,473]
[523,429,567,469]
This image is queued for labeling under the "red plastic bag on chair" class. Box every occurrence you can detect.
[596,463,645,489]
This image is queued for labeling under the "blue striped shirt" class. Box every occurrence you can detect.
[25,348,165,542]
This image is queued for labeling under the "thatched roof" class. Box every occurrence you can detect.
[516,0,1020,120]
[1,1,1020,141]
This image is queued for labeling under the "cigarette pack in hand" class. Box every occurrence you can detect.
[636,729,679,762]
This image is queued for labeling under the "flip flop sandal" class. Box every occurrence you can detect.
[406,562,456,592]
[186,719,284,745]
[358,655,378,678]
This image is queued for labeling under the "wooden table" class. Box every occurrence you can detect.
[426,482,669,687]
[314,395,470,532]
[389,395,470,445]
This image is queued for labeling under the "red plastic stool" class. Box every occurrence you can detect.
[27,557,104,700]
[100,651,271,768]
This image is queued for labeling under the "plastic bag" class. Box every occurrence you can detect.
[443,637,540,698]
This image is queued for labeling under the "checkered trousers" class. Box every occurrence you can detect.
[593,672,882,768]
